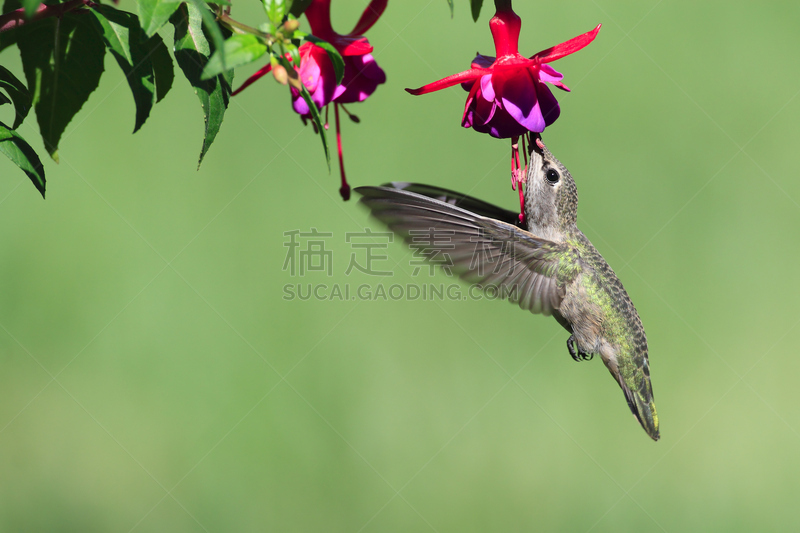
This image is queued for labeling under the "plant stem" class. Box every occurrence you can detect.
[217,12,271,40]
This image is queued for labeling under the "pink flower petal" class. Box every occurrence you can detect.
[292,89,310,115]
[359,54,387,82]
[461,81,480,126]
[335,53,386,103]
[339,36,373,56]
[477,95,497,126]
[533,24,601,64]
[498,70,545,133]
[349,0,387,36]
[298,44,325,93]
[480,74,495,102]
[406,68,488,95]
[538,64,563,84]
[471,54,495,69]
[536,81,561,127]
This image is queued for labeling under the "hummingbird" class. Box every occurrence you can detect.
[355,135,659,440]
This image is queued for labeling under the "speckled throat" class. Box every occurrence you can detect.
[523,135,579,241]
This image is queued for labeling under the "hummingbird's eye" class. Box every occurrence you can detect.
[545,168,560,185]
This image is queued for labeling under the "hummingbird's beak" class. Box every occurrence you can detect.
[530,133,555,161]
[531,133,545,155]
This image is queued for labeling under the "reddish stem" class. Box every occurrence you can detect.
[0,0,87,33]
[510,137,525,226]
[334,103,350,200]
[521,132,528,168]
[510,137,517,191]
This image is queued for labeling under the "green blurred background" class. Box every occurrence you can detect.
[1,0,799,530]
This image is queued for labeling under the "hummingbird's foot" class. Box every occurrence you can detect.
[567,335,593,362]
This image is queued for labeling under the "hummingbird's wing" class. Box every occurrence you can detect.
[356,185,568,316]
[383,182,524,228]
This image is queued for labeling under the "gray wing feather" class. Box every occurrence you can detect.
[356,186,566,316]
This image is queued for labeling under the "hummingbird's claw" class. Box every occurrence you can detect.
[567,335,579,361]
[567,335,593,362]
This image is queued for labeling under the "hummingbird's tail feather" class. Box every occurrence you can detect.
[619,377,659,441]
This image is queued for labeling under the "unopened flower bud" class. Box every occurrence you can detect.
[283,19,299,33]
[272,64,288,85]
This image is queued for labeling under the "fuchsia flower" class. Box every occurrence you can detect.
[407,9,599,138]
[233,0,387,200]
[406,6,600,224]
[291,0,387,117]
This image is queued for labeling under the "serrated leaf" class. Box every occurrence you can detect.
[171,3,233,167]
[22,0,40,18]
[303,35,343,85]
[144,34,174,102]
[446,0,453,17]
[0,65,31,129]
[137,0,183,37]
[262,0,285,26]
[202,34,267,80]
[0,120,45,197]
[90,5,156,133]
[470,0,482,22]
[187,0,225,61]
[14,12,105,160]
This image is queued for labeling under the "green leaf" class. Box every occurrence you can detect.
[187,0,226,61]
[22,0,40,19]
[0,65,31,129]
[446,0,453,17]
[262,0,285,26]
[144,34,174,102]
[14,11,106,161]
[137,0,183,37]
[0,120,45,198]
[90,5,157,133]
[202,34,267,80]
[470,0,482,22]
[280,55,328,169]
[300,83,329,169]
[289,0,311,17]
[284,40,300,67]
[171,3,233,167]
[303,35,343,85]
